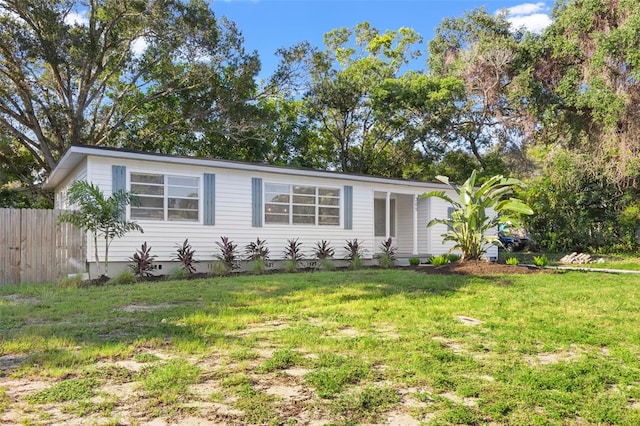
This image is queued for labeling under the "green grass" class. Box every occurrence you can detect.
[25,378,99,403]
[140,358,202,405]
[2,269,640,424]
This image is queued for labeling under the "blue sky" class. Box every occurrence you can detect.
[210,0,554,77]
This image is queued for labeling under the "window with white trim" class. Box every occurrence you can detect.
[130,173,200,222]
[264,183,340,225]
[374,198,396,237]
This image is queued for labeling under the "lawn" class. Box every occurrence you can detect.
[1,269,640,425]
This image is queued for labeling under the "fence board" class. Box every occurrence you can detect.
[0,208,85,284]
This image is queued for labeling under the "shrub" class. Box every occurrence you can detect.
[378,254,393,269]
[129,242,156,277]
[448,253,462,263]
[245,238,270,261]
[319,258,335,271]
[429,254,449,267]
[211,260,229,276]
[215,236,239,273]
[283,238,305,270]
[167,267,188,281]
[533,254,549,267]
[409,257,420,266]
[249,258,267,275]
[377,237,397,269]
[57,274,84,289]
[173,239,197,274]
[282,259,297,273]
[313,240,335,260]
[506,257,519,265]
[344,239,365,269]
[106,269,136,285]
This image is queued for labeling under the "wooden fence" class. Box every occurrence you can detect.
[0,209,86,284]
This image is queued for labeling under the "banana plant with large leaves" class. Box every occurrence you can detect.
[423,170,533,261]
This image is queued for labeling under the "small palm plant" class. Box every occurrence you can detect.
[130,242,156,277]
[344,238,365,269]
[215,236,239,274]
[174,239,197,274]
[283,238,304,272]
[245,238,270,274]
[422,171,533,261]
[377,237,396,269]
[58,181,142,277]
[313,240,335,270]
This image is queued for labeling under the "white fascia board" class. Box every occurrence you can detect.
[44,146,451,192]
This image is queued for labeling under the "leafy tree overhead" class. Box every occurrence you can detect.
[518,0,640,187]
[275,22,463,178]
[428,8,532,175]
[423,170,533,261]
[0,0,262,185]
[58,181,142,277]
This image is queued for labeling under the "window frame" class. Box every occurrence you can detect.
[128,171,202,223]
[374,197,397,238]
[264,182,341,226]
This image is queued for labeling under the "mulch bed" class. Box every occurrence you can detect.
[417,261,548,276]
[81,262,548,287]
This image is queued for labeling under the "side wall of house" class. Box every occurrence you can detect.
[53,159,88,209]
[395,194,414,255]
[84,155,378,267]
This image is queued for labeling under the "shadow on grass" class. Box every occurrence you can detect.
[0,269,492,373]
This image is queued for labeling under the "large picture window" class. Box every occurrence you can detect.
[265,183,340,226]
[130,173,200,222]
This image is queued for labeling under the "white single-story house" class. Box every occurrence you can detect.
[44,145,497,275]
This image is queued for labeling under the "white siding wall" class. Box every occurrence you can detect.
[65,154,502,268]
[86,156,376,264]
[427,193,458,256]
[417,197,430,255]
[395,194,413,254]
[54,160,88,209]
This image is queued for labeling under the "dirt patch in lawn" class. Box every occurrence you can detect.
[418,261,549,276]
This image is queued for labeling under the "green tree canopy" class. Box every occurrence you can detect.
[0,0,262,189]
[275,22,463,178]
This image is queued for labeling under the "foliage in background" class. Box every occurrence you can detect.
[0,0,264,191]
[173,239,197,274]
[424,171,533,261]
[58,181,142,277]
[129,242,157,278]
[520,149,640,252]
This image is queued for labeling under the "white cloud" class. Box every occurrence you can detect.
[498,2,552,34]
[505,2,545,16]
[64,11,88,26]
[507,13,552,33]
[130,37,149,56]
